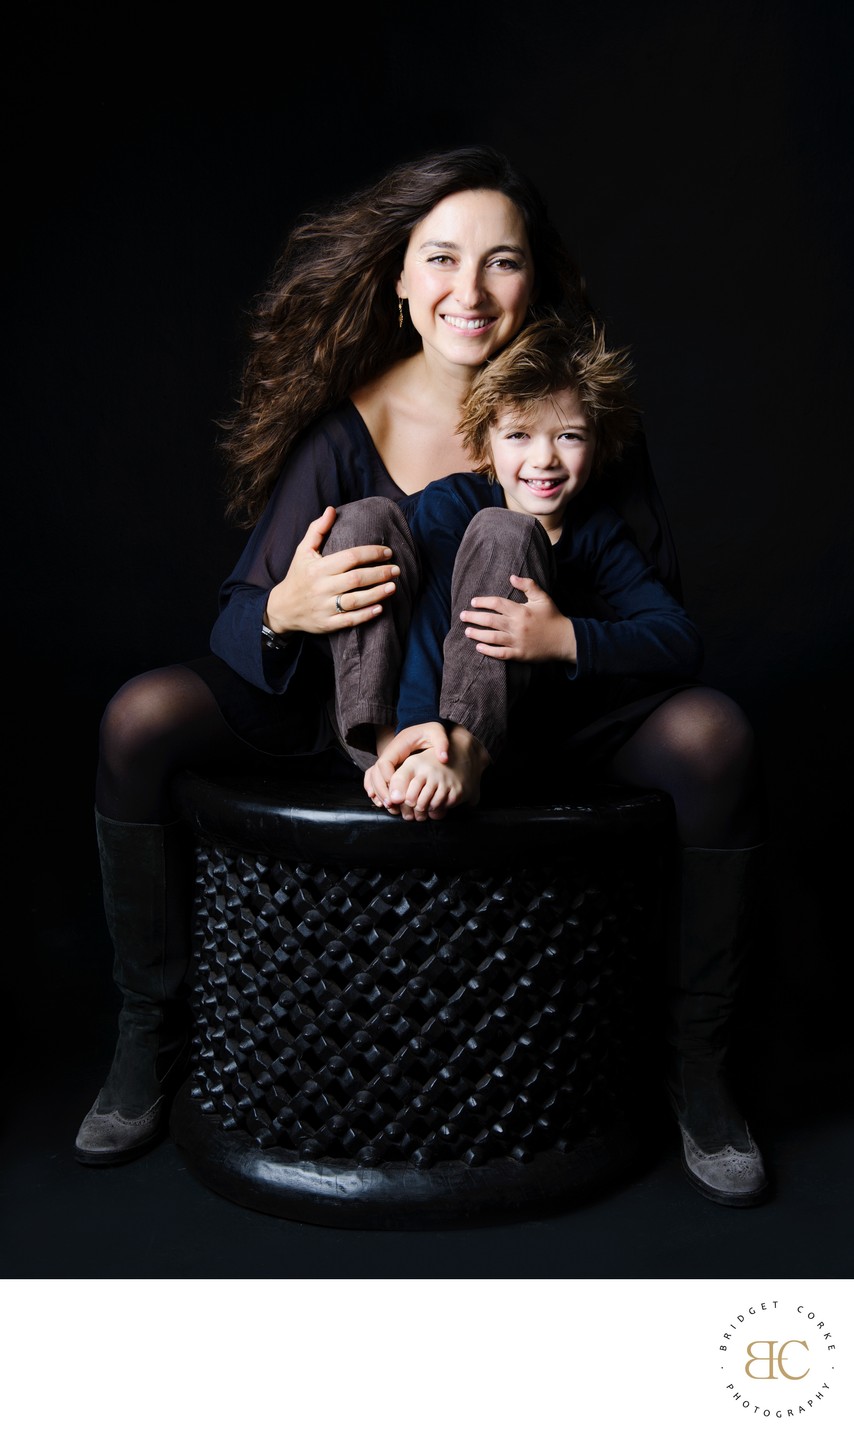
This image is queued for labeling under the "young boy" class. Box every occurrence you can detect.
[362,313,703,818]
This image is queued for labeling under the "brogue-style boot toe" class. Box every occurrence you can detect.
[74,1094,166,1166]
[679,1124,768,1207]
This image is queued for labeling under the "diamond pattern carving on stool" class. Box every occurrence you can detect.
[188,846,654,1169]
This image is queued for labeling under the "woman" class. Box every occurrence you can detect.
[75,146,768,1208]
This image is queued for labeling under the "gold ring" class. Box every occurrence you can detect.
[335,594,344,614]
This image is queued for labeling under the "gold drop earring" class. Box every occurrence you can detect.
[398,298,404,329]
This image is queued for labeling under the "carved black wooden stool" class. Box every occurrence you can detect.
[170,765,673,1229]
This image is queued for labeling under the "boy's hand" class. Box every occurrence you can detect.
[459,576,576,663]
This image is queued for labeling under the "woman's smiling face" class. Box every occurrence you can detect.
[397,189,535,373]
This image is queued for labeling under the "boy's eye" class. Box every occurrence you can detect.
[560,431,587,442]
[503,430,529,441]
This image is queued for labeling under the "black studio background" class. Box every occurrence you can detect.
[5,1,853,1220]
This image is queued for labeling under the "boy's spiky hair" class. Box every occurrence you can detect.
[458,311,640,475]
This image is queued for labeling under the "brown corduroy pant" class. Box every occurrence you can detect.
[323,497,555,770]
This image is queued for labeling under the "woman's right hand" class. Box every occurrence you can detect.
[264,506,401,637]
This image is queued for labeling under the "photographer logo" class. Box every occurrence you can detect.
[718,1300,839,1421]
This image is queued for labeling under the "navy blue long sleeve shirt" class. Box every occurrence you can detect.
[209,402,413,694]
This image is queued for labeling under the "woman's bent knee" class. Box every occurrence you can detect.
[99,666,215,758]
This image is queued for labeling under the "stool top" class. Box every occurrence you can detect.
[174,765,674,868]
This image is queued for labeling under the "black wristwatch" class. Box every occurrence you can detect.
[261,623,290,653]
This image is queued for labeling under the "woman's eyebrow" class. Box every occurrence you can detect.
[415,239,528,255]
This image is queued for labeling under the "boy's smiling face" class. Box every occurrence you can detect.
[488,388,595,538]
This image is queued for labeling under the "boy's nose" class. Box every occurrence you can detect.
[531,441,560,467]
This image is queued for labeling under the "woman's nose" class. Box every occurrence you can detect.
[453,263,487,307]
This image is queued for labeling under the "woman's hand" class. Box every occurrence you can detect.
[264,506,401,637]
[460,575,577,663]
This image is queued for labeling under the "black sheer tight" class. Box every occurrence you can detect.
[605,686,766,849]
[97,669,765,849]
[96,665,270,823]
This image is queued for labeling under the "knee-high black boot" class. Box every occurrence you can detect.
[74,812,192,1165]
[665,844,770,1207]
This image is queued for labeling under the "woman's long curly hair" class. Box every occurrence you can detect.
[218,146,592,527]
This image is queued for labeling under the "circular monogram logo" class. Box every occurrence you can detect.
[718,1297,841,1421]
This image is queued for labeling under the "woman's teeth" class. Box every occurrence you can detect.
[443,316,491,329]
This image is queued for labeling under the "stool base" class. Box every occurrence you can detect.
[170,1082,647,1229]
[170,768,673,1228]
